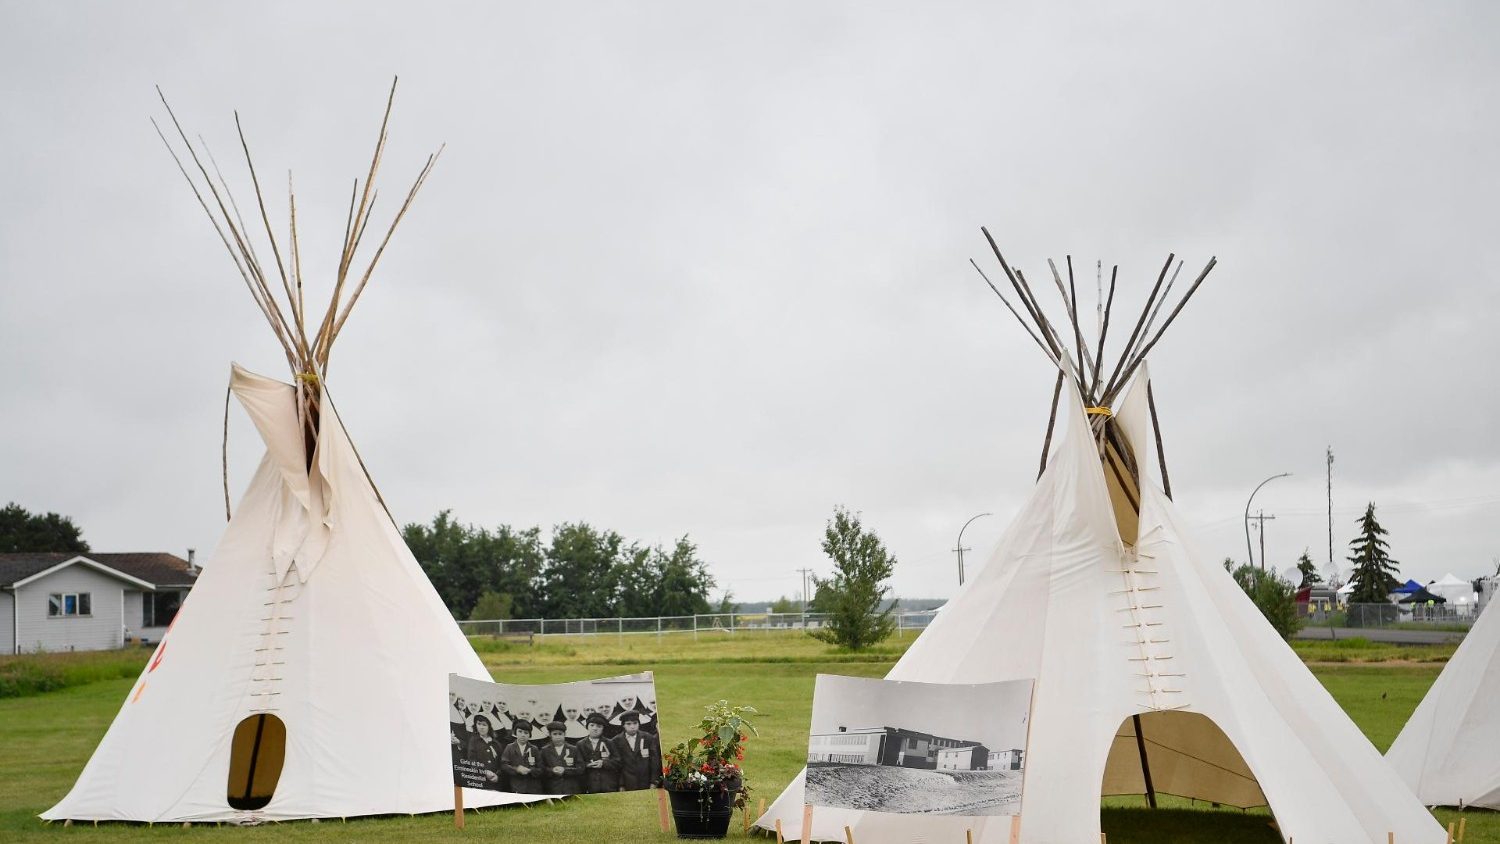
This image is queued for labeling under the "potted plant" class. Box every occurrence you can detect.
[662,700,757,839]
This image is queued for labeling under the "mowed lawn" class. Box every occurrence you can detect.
[0,631,1492,842]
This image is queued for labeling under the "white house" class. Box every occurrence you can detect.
[0,552,198,654]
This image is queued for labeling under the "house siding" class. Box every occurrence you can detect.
[1,590,14,654]
[15,567,126,652]
[123,591,144,641]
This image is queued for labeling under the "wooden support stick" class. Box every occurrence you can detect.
[1009,814,1022,844]
[775,818,785,843]
[801,804,813,844]
[759,797,767,821]
[657,788,670,833]
[453,786,464,830]
[1447,821,1456,843]
[1038,369,1066,480]
[744,801,752,835]
[1459,817,1467,842]
[844,824,855,844]
[966,830,974,844]
[1388,833,1395,844]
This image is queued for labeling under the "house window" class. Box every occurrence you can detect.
[48,593,91,617]
[143,592,182,627]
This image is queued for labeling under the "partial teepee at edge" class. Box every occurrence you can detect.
[43,84,546,822]
[755,238,1446,843]
[1386,592,1500,809]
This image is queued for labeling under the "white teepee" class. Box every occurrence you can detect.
[757,239,1445,843]
[45,83,546,823]
[44,367,542,822]
[1385,596,1500,809]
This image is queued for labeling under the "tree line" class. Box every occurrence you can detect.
[403,511,720,621]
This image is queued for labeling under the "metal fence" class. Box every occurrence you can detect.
[457,609,941,640]
[1305,602,1483,629]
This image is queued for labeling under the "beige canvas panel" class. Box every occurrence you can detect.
[1102,712,1267,809]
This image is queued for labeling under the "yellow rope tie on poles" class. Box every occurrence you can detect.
[295,371,320,384]
[1086,406,1114,417]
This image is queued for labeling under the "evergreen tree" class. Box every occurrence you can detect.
[809,506,897,651]
[1347,502,1400,603]
[1295,549,1322,588]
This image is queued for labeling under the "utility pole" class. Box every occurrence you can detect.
[1244,472,1290,569]
[1249,510,1277,571]
[1326,446,1335,570]
[796,568,814,626]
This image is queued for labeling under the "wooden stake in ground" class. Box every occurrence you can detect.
[1009,814,1022,844]
[656,788,670,833]
[1459,816,1467,842]
[801,804,813,844]
[775,818,785,843]
[1447,821,1456,843]
[844,824,855,844]
[966,830,974,844]
[453,786,463,830]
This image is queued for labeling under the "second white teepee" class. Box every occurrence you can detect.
[757,365,1445,843]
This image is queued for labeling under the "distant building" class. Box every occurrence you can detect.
[988,748,1025,771]
[0,552,199,654]
[936,745,990,771]
[808,726,984,770]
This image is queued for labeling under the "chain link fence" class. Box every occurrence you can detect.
[457,609,941,640]
[1305,602,1482,630]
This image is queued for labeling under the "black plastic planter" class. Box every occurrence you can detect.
[666,786,736,839]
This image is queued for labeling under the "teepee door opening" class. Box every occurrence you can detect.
[1101,711,1266,810]
[227,714,286,811]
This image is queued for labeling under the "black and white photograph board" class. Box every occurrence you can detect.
[805,674,1033,816]
[449,672,661,797]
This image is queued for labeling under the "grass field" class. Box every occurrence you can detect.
[0,631,1491,842]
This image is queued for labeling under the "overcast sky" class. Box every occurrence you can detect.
[2,2,1497,604]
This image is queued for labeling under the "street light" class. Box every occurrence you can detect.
[955,512,992,586]
[1244,473,1291,569]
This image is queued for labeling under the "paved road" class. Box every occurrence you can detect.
[1295,626,1467,644]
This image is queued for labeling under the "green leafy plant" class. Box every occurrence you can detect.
[661,700,758,811]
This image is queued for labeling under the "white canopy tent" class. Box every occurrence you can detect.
[1386,596,1500,809]
[1427,573,1475,606]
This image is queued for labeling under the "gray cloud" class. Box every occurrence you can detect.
[2,0,1496,602]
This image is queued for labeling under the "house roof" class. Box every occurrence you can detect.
[0,552,198,589]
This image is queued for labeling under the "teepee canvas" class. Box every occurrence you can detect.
[44,84,544,822]
[757,237,1446,843]
[1385,593,1500,809]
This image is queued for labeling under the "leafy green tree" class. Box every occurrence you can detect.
[809,507,897,650]
[714,591,738,614]
[469,590,514,621]
[404,512,544,619]
[1347,503,1400,603]
[1229,563,1302,640]
[0,503,89,552]
[616,536,716,617]
[1295,549,1322,587]
[539,522,625,618]
[769,595,799,614]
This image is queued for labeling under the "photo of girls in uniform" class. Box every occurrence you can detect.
[449,671,662,796]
